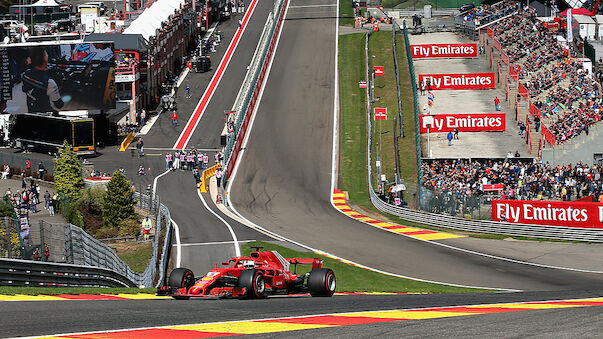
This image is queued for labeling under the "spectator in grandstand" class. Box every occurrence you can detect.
[421,159,603,205]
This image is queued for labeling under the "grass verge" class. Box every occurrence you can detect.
[0,286,155,295]
[242,241,488,293]
[110,241,153,274]
[339,0,354,26]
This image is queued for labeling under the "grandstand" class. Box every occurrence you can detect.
[413,0,603,214]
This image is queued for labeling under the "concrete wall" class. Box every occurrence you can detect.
[541,122,603,165]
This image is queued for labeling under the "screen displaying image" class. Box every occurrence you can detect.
[2,42,115,114]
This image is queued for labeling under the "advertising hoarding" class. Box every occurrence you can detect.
[1,42,115,114]
[410,43,477,59]
[492,200,603,229]
[419,113,506,133]
[418,73,495,90]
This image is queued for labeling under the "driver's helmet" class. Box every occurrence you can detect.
[242,260,255,269]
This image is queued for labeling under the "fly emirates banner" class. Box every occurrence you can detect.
[419,73,495,90]
[419,113,505,133]
[411,43,477,58]
[492,200,603,229]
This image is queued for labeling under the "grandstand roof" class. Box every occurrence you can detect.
[123,0,186,40]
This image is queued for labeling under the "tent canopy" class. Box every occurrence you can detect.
[31,0,60,6]
[559,8,593,16]
[123,0,186,40]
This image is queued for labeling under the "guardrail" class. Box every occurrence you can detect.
[361,24,603,243]
[0,258,136,287]
[223,0,288,181]
[1,191,173,288]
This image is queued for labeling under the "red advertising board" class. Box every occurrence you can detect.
[374,66,384,76]
[418,73,495,90]
[418,113,506,133]
[374,107,387,120]
[359,81,367,88]
[492,200,603,229]
[483,184,504,191]
[410,43,477,58]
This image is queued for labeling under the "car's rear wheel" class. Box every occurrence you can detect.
[168,267,195,300]
[238,269,267,299]
[308,268,336,297]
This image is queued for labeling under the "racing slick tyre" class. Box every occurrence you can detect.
[308,268,336,297]
[238,269,268,299]
[168,268,195,300]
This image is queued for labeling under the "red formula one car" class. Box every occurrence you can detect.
[158,247,336,299]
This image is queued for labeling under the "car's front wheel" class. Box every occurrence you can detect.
[238,269,267,299]
[168,267,195,300]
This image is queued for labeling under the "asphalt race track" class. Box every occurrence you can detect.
[2,291,602,337]
[228,0,603,292]
[3,0,603,337]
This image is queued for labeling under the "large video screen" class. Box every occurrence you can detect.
[1,42,115,114]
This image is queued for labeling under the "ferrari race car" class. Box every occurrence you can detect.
[158,247,336,299]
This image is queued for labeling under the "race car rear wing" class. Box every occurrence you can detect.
[288,258,323,270]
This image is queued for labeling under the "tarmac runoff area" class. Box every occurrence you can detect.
[409,32,532,159]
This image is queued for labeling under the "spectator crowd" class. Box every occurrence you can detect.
[421,159,603,203]
[489,5,603,145]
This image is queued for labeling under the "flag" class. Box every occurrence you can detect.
[427,92,434,107]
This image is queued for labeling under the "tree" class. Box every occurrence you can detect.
[103,170,136,228]
[54,141,84,201]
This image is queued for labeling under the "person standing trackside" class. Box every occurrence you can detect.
[215,168,222,187]
[447,131,453,146]
[420,79,426,96]
[239,0,244,13]
[494,96,501,111]
[186,85,190,98]
[140,109,146,126]
[142,216,152,241]
[171,111,178,126]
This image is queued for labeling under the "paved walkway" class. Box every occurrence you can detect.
[0,178,66,224]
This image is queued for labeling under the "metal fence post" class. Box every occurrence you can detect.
[39,221,45,249]
[5,217,10,258]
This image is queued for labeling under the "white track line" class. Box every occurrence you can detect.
[179,240,255,247]
[152,169,182,268]
[197,188,241,257]
[224,0,513,292]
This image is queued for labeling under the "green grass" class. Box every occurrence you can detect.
[0,286,155,295]
[339,33,372,208]
[339,0,354,26]
[339,31,417,208]
[112,242,153,274]
[242,241,488,293]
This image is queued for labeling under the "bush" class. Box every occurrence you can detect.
[118,219,141,237]
[77,187,105,217]
[95,227,119,239]
[103,171,136,228]
[59,194,84,228]
[0,198,15,218]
